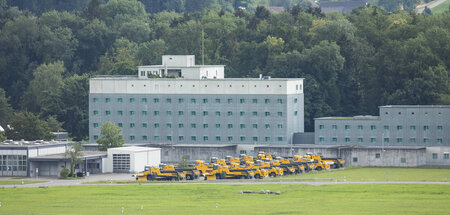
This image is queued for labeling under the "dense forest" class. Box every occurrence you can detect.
[0,0,448,141]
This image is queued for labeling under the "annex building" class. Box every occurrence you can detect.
[89,55,304,145]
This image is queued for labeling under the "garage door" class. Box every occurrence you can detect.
[113,154,130,173]
[38,162,58,176]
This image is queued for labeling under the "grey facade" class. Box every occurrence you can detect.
[315,105,449,146]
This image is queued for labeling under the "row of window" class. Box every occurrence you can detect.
[352,156,408,163]
[319,125,443,131]
[93,97,299,104]
[93,122,284,129]
[93,135,284,142]
[93,110,298,117]
[319,137,444,144]
[432,153,450,159]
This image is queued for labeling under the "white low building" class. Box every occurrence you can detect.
[105,146,160,173]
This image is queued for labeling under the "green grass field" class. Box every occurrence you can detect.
[0,183,449,214]
[431,0,450,14]
[0,180,47,185]
[285,167,450,181]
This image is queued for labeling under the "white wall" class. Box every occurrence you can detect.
[105,147,161,173]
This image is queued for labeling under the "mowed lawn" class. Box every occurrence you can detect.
[0,183,449,214]
[285,167,450,181]
[431,0,450,14]
[0,180,47,185]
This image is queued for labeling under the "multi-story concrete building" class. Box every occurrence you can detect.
[315,105,449,146]
[90,55,304,145]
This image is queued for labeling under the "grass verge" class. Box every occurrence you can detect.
[0,180,47,185]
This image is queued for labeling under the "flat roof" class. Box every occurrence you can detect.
[108,146,160,152]
[380,105,450,108]
[91,76,304,81]
[147,143,237,148]
[256,144,426,150]
[315,115,379,120]
[138,65,225,68]
[0,140,68,148]
[29,151,107,161]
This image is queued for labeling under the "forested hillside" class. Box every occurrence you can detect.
[0,0,448,141]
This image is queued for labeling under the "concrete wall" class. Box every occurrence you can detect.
[157,145,237,163]
[105,147,161,173]
[341,148,426,167]
[426,147,450,167]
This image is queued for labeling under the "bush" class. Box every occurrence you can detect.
[60,168,69,179]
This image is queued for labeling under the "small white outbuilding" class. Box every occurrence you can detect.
[104,146,160,173]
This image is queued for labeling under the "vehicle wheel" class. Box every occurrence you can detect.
[147,175,152,181]
[255,174,261,179]
[186,174,192,180]
[270,172,276,177]
[216,174,221,179]
[316,166,322,171]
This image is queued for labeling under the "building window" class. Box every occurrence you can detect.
[332,125,337,130]
[345,125,350,130]
[277,137,283,141]
[154,98,160,103]
[424,125,430,131]
[191,136,196,141]
[117,98,123,103]
[154,136,160,141]
[277,124,283,129]
[437,125,443,131]
[227,98,232,104]
[190,98,196,104]
[409,138,416,143]
[93,98,99,102]
[142,136,147,141]
[401,158,406,163]
[424,138,429,143]
[215,98,221,104]
[105,111,111,115]
[371,125,376,130]
[252,99,258,104]
[154,111,160,116]
[353,157,358,162]
[178,111,184,116]
[371,138,376,143]
[166,111,172,116]
[166,98,172,103]
[166,123,172,128]
[265,99,270,104]
[93,123,99,128]
[294,98,298,103]
[227,111,233,116]
[410,125,416,131]
[444,153,449,160]
[179,136,184,141]
[203,124,208,128]
[142,111,147,116]
[432,153,438,159]
[277,112,283,117]
[191,123,196,128]
[240,111,245,116]
[117,123,123,128]
[397,125,402,130]
[203,136,209,141]
[240,136,246,142]
[216,136,221,141]
[375,153,380,159]
[130,98,135,103]
[228,124,233,129]
[437,138,443,144]
[397,138,403,143]
[93,135,98,140]
[358,125,363,130]
[129,111,135,116]
[332,137,337,142]
[319,125,325,130]
[227,136,233,142]
[240,99,245,104]
[178,123,184,128]
[319,137,325,142]
[130,136,135,141]
[105,98,110,103]
[178,98,184,103]
[357,137,363,143]
[130,123,135,128]
[142,123,148,128]
[277,99,282,104]
[265,124,270,129]
[294,111,298,116]
[384,138,389,143]
[384,125,389,130]
[141,98,147,103]
[215,124,221,128]
[203,98,208,104]
[117,111,123,116]
[240,124,245,129]
[265,112,270,116]
[265,137,271,142]
[252,137,258,141]
[154,123,159,128]
[191,111,196,116]
[252,111,258,116]
[203,111,208,116]
[252,124,258,129]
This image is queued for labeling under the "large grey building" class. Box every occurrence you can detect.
[89,55,304,145]
[315,105,449,146]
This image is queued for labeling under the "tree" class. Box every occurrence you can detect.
[65,141,83,176]
[96,122,125,151]
[178,155,189,168]
[0,88,13,128]
[5,112,55,141]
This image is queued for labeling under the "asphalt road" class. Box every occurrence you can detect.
[417,0,448,13]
